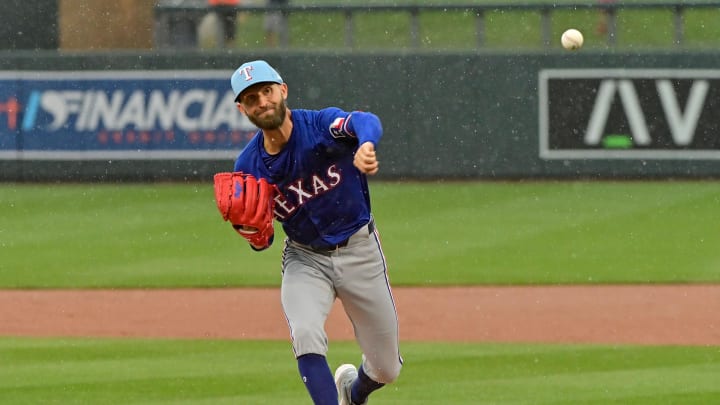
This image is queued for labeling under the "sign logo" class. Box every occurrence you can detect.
[0,97,19,130]
[538,69,720,160]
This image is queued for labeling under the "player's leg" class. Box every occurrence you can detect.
[281,244,338,404]
[334,224,403,403]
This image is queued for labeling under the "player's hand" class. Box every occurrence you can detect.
[354,141,379,175]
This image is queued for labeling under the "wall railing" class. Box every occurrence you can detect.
[154,1,720,49]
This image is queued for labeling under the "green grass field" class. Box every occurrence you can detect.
[1,181,718,288]
[222,0,720,50]
[2,338,719,404]
[1,181,718,404]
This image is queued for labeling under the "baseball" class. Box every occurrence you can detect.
[561,28,584,50]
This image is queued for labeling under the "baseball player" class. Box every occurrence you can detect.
[214,60,402,404]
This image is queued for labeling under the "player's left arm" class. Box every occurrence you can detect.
[213,171,277,251]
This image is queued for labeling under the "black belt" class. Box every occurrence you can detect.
[300,219,375,253]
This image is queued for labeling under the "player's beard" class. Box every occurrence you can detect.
[248,99,287,130]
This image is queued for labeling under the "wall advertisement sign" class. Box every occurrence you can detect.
[539,69,720,160]
[0,71,256,160]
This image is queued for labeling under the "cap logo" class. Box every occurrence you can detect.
[238,65,254,81]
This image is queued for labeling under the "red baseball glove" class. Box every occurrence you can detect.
[213,172,277,250]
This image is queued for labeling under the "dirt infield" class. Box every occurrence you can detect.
[1,285,718,345]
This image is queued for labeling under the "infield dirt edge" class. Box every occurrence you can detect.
[2,285,719,345]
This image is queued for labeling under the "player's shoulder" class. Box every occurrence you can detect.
[294,107,351,130]
[293,107,348,120]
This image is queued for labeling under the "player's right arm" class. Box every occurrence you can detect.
[322,108,383,175]
[353,141,379,175]
[347,112,382,175]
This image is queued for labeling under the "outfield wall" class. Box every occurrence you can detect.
[1,51,719,181]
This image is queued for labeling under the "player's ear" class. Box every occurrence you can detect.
[236,102,246,114]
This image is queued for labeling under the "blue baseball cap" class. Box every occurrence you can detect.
[230,60,283,100]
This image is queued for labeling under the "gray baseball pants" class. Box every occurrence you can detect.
[280,221,402,383]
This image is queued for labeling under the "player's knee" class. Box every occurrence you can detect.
[290,325,328,356]
[372,362,402,384]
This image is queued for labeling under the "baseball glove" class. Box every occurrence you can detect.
[213,171,277,250]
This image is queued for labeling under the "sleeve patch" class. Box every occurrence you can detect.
[329,115,355,139]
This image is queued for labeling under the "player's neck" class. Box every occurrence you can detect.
[262,110,293,155]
